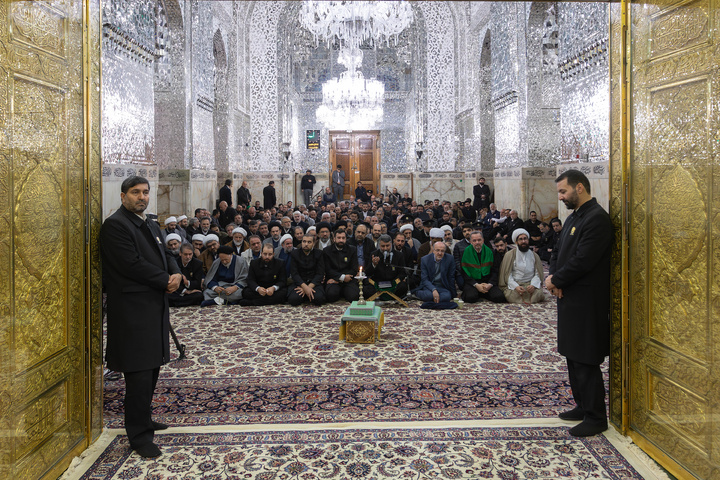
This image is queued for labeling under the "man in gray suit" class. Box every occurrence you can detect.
[331,164,345,200]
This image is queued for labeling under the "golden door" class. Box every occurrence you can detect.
[617,0,720,477]
[329,131,381,199]
[0,1,103,479]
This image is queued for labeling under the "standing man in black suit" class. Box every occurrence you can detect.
[300,170,316,207]
[472,177,491,211]
[219,179,233,207]
[263,180,277,210]
[237,180,252,207]
[546,169,613,437]
[100,176,182,458]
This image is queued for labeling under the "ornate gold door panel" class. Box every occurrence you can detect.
[627,0,720,477]
[0,1,102,479]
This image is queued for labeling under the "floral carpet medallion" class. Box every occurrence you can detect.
[80,427,643,479]
[105,301,607,426]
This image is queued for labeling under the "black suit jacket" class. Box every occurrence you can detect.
[366,248,406,282]
[473,184,491,209]
[219,185,233,206]
[550,198,613,365]
[247,257,286,290]
[348,236,375,267]
[176,256,204,291]
[323,244,358,280]
[263,185,276,209]
[100,205,180,372]
[237,186,251,206]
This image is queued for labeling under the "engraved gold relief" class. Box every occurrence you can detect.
[627,0,720,476]
[651,0,709,57]
[10,3,65,58]
[0,1,97,478]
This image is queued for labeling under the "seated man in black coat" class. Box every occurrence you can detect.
[459,231,506,303]
[323,229,360,302]
[169,244,204,307]
[241,243,287,306]
[364,234,408,299]
[348,223,374,268]
[288,234,326,306]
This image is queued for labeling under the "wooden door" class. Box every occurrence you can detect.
[623,0,720,477]
[329,131,380,200]
[0,1,103,478]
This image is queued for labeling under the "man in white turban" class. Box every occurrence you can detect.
[164,233,182,258]
[162,216,186,241]
[228,227,248,255]
[498,228,545,304]
[199,234,220,273]
[417,227,445,261]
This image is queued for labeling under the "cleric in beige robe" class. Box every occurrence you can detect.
[498,228,545,304]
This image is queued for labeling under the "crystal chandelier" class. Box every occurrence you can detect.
[316,46,385,130]
[299,1,413,50]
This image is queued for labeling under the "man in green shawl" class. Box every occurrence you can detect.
[460,231,506,303]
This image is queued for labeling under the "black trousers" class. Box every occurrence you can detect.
[242,287,288,305]
[462,284,506,303]
[566,358,607,425]
[287,284,326,306]
[325,280,359,303]
[123,367,160,448]
[168,291,203,307]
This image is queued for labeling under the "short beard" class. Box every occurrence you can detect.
[517,244,529,252]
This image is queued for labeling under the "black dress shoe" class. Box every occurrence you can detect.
[558,407,585,421]
[133,443,162,458]
[151,421,169,430]
[569,421,608,437]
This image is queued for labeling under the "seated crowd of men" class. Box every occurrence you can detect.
[159,191,564,308]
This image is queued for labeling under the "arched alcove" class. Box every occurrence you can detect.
[526,2,560,166]
[479,29,495,171]
[213,29,229,174]
[154,0,186,170]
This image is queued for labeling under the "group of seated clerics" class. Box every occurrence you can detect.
[159,197,563,309]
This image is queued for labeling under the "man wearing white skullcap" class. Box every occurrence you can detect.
[162,216,186,241]
[228,227,249,255]
[199,234,220,273]
[440,224,456,252]
[274,234,295,279]
[498,228,545,304]
[164,233,182,258]
[191,234,205,258]
[176,215,189,236]
[417,227,446,261]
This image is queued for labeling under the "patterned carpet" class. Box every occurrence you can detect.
[103,300,602,427]
[76,426,647,479]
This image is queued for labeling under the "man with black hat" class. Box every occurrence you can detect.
[201,245,248,306]
[301,169,316,207]
[315,221,333,250]
[262,221,283,249]
[241,243,288,306]
[323,229,360,302]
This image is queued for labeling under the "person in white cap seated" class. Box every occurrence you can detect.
[499,228,545,304]
[176,214,189,235]
[162,216,185,241]
[199,234,220,274]
[417,227,446,261]
[164,233,182,259]
[226,226,248,255]
[274,233,295,280]
[441,224,456,252]
[201,245,248,307]
[400,224,420,261]
[191,234,205,258]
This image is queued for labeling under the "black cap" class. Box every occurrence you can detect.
[316,221,332,232]
[472,222,483,229]
[423,219,435,228]
[400,215,414,224]
[217,245,234,255]
[268,221,282,230]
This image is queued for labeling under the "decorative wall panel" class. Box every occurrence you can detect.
[628,0,720,477]
[0,0,99,477]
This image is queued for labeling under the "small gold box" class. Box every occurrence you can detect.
[345,320,377,344]
[339,302,384,344]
